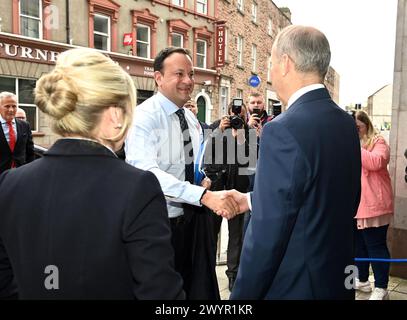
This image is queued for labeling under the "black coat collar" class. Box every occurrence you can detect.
[44,139,118,158]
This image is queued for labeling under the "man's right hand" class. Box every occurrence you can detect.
[201,190,239,219]
[221,189,250,214]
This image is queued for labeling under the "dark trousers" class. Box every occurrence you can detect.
[170,215,191,291]
[213,213,245,279]
[171,209,220,300]
[355,224,390,289]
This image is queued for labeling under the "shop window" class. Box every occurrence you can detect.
[136,90,154,105]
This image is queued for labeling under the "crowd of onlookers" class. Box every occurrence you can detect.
[0,24,404,300]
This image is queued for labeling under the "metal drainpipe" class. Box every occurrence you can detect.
[66,0,70,44]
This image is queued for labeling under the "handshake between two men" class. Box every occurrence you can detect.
[200,189,249,219]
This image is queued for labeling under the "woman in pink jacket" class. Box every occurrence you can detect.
[354,111,393,300]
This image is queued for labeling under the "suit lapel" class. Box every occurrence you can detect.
[0,122,11,152]
[14,119,24,150]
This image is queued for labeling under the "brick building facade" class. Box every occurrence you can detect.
[0,0,340,148]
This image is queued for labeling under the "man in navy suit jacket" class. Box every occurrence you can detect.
[226,25,361,299]
[0,92,34,174]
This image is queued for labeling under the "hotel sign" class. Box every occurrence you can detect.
[0,41,60,64]
[215,24,226,68]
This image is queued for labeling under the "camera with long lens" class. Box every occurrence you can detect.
[229,98,244,130]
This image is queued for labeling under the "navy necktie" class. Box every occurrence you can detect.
[176,108,194,184]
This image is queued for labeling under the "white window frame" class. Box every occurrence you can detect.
[220,86,230,115]
[267,55,272,82]
[236,89,243,99]
[136,24,151,58]
[19,0,43,39]
[237,0,244,12]
[252,44,257,72]
[196,0,208,15]
[172,33,184,48]
[268,18,272,36]
[172,0,184,6]
[196,39,207,69]
[93,13,111,51]
[237,36,243,66]
[252,3,257,23]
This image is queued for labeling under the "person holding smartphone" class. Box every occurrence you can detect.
[247,92,274,133]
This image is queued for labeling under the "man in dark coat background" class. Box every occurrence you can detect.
[0,92,34,174]
[227,25,361,300]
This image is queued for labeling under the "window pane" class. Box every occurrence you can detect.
[172,34,183,47]
[197,0,207,14]
[20,0,40,17]
[94,15,109,34]
[197,55,205,68]
[94,34,108,50]
[0,77,16,94]
[137,42,148,58]
[21,16,40,38]
[18,79,36,104]
[137,26,149,42]
[172,0,183,6]
[197,41,206,54]
[20,106,37,131]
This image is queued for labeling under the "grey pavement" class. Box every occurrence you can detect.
[215,264,407,300]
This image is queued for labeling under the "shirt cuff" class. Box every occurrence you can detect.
[247,192,252,211]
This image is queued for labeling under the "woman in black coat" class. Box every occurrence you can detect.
[0,48,184,300]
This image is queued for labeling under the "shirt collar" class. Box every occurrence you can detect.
[286,84,325,109]
[0,114,15,125]
[156,91,182,115]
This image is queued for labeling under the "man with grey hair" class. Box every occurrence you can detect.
[15,108,27,121]
[227,25,361,299]
[0,92,34,174]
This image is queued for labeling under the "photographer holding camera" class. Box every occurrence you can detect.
[204,99,254,292]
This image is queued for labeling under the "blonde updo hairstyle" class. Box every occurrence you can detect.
[35,48,136,143]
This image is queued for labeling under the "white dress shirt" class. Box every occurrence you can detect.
[0,115,18,143]
[125,92,205,218]
[286,83,325,109]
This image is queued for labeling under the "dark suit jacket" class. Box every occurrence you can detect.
[0,119,34,174]
[0,139,184,300]
[231,88,361,300]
